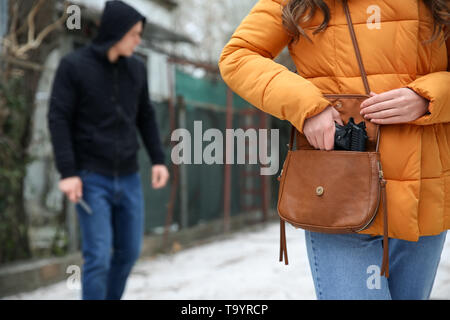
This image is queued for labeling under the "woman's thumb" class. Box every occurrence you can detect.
[331,107,344,126]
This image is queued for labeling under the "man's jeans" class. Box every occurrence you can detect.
[304,230,447,300]
[75,170,144,300]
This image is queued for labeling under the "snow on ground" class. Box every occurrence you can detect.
[4,222,450,300]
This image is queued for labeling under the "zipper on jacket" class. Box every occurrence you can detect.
[113,64,120,178]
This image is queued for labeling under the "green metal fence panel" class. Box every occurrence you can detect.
[138,69,283,234]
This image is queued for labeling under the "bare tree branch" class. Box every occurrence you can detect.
[8,0,20,53]
[15,7,68,58]
[27,0,46,45]
[4,0,69,59]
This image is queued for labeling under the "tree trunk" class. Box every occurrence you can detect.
[0,0,60,264]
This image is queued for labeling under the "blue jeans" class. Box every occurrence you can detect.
[75,170,144,300]
[304,230,447,300]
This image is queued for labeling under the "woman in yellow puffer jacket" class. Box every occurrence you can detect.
[219,0,449,299]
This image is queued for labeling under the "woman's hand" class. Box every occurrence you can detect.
[360,88,430,124]
[303,105,344,150]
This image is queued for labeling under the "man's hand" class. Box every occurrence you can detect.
[303,105,344,150]
[59,176,83,203]
[152,164,169,189]
[360,88,430,124]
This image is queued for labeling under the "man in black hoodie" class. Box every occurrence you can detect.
[48,1,169,299]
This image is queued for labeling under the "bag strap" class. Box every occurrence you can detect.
[280,0,389,278]
[342,0,371,95]
[342,0,389,278]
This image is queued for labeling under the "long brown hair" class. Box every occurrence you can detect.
[281,0,450,45]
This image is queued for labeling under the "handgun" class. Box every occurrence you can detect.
[334,117,368,151]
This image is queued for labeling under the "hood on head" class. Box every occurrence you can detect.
[91,0,146,58]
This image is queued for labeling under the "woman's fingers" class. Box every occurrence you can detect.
[304,105,342,150]
[324,124,335,151]
[316,127,325,150]
[360,89,396,109]
[308,127,333,150]
[368,115,405,124]
[360,88,428,123]
[306,133,317,149]
[360,98,400,117]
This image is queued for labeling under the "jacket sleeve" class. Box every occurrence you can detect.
[405,36,450,125]
[136,67,165,165]
[47,57,78,179]
[218,0,331,135]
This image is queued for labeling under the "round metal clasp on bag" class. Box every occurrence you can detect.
[335,101,343,109]
[316,186,324,196]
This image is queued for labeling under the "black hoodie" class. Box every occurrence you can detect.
[48,0,165,179]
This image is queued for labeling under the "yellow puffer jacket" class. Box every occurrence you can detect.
[218,0,450,241]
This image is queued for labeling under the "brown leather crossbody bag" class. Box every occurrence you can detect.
[277,0,389,277]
